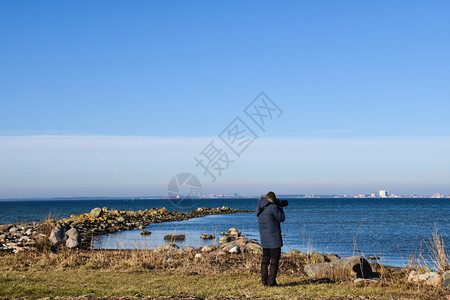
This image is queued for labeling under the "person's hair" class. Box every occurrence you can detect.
[266,191,277,203]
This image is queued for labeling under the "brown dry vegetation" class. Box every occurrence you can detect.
[0,249,448,300]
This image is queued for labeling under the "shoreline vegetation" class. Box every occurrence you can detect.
[0,207,449,299]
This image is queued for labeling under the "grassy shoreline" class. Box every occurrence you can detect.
[0,249,447,299]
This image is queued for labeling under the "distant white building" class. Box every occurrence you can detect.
[378,190,389,198]
[431,193,443,198]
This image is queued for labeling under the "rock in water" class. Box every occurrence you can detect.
[200,233,215,239]
[164,234,185,241]
[49,228,66,244]
[304,256,374,280]
[140,230,151,235]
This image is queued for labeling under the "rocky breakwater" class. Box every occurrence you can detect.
[0,206,252,252]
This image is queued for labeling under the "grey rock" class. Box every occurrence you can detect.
[304,256,374,280]
[164,234,186,241]
[354,278,377,284]
[408,271,418,282]
[408,270,442,286]
[154,244,179,252]
[90,207,102,218]
[219,236,231,244]
[325,254,341,262]
[229,246,241,254]
[287,249,303,256]
[443,270,450,281]
[9,227,18,233]
[201,245,214,252]
[442,271,450,289]
[0,234,7,240]
[309,252,327,263]
[65,228,81,242]
[18,236,30,242]
[0,224,12,233]
[66,238,79,249]
[167,248,183,254]
[244,242,263,254]
[49,228,66,244]
[200,233,215,239]
[418,272,441,286]
[211,250,227,256]
[220,242,237,252]
[367,256,380,260]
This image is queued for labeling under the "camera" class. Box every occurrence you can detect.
[274,199,288,207]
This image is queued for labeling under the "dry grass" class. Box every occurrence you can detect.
[424,227,449,273]
[0,249,448,299]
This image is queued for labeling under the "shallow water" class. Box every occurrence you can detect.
[1,197,449,267]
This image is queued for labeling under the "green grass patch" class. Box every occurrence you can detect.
[0,270,446,299]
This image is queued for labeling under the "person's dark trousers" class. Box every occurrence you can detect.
[261,247,281,286]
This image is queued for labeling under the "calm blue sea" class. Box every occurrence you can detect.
[0,198,448,267]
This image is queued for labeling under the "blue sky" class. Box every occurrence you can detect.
[0,1,449,198]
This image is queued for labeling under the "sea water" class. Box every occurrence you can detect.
[1,197,448,267]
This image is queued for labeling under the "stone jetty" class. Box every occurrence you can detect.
[0,206,252,252]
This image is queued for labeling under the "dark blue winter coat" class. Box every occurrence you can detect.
[257,196,285,249]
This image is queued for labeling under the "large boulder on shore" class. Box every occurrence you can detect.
[65,228,81,249]
[49,227,66,244]
[304,256,374,280]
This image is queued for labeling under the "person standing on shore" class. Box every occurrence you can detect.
[257,191,287,287]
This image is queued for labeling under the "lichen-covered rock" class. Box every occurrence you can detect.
[90,208,103,218]
[309,252,327,263]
